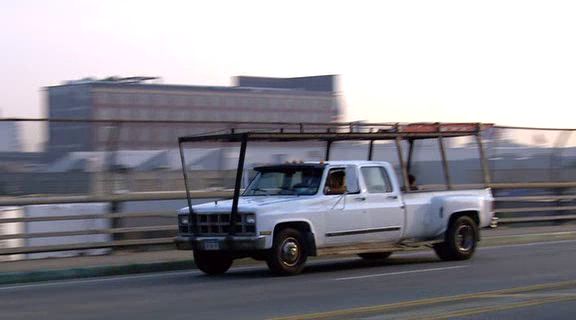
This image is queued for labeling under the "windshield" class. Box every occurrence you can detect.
[243,167,323,196]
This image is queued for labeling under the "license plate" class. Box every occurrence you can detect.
[203,240,220,250]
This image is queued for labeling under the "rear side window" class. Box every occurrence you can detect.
[361,167,393,193]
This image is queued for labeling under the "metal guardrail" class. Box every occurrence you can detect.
[0,186,575,256]
[0,190,230,206]
[0,238,175,255]
[497,215,576,224]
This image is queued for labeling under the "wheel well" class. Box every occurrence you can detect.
[274,222,317,256]
[448,211,480,240]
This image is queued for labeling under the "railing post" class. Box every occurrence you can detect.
[395,137,411,191]
[476,125,492,187]
[105,121,122,195]
[368,140,374,160]
[179,140,195,234]
[110,200,122,243]
[325,128,332,161]
[438,134,452,190]
[406,139,414,174]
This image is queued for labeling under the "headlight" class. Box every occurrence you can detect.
[179,215,189,225]
[245,214,256,224]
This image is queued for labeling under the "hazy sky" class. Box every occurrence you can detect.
[1,0,575,128]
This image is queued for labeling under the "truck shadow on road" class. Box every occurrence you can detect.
[303,255,444,275]
[197,254,447,279]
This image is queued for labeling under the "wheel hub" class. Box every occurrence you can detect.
[455,225,474,252]
[280,238,300,267]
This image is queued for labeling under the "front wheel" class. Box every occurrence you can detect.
[194,251,233,275]
[434,215,478,261]
[266,228,308,276]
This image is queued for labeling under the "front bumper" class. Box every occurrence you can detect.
[175,235,267,251]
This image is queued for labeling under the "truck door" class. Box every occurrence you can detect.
[359,166,404,242]
[324,166,371,246]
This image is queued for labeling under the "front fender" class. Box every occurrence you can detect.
[257,215,319,250]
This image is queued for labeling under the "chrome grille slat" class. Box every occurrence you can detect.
[179,213,255,236]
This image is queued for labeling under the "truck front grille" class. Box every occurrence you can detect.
[180,213,256,236]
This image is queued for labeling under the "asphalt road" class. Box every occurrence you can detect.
[2,240,576,320]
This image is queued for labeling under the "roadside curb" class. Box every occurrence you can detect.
[1,230,575,286]
[0,260,195,286]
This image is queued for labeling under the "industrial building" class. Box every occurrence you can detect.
[46,75,341,156]
[0,121,21,152]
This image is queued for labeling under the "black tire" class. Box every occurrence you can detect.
[434,215,478,261]
[358,252,393,260]
[266,228,308,276]
[194,251,233,275]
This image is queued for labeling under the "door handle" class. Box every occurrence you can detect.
[354,196,366,201]
[386,195,398,200]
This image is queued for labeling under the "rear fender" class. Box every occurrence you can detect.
[429,196,483,238]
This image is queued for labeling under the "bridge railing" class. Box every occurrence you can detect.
[0,183,575,256]
[0,118,575,257]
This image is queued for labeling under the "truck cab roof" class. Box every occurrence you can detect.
[317,160,388,166]
[254,160,388,172]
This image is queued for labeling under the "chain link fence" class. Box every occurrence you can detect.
[0,119,574,197]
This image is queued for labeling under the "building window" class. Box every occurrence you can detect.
[260,97,269,108]
[95,93,110,104]
[176,95,187,107]
[97,126,110,142]
[121,108,131,120]
[111,93,123,105]
[164,128,175,142]
[96,108,109,119]
[137,94,150,105]
[152,94,160,106]
[119,93,131,105]
[224,96,234,107]
[161,110,171,121]
[210,96,219,107]
[119,126,130,142]
[196,96,207,107]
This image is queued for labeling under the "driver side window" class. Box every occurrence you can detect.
[324,168,347,195]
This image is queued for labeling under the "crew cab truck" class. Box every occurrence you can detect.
[175,124,495,275]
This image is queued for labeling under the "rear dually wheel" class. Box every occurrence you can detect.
[434,215,478,261]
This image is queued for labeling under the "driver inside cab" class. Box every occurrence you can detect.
[325,170,346,194]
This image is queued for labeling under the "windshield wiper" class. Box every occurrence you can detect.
[249,188,272,196]
[279,188,298,195]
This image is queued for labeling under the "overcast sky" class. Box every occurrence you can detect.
[1,0,575,128]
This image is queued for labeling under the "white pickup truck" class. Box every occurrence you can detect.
[176,160,494,275]
[175,125,495,275]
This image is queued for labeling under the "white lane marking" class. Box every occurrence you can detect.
[487,231,576,239]
[480,239,576,250]
[389,239,576,257]
[333,265,467,281]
